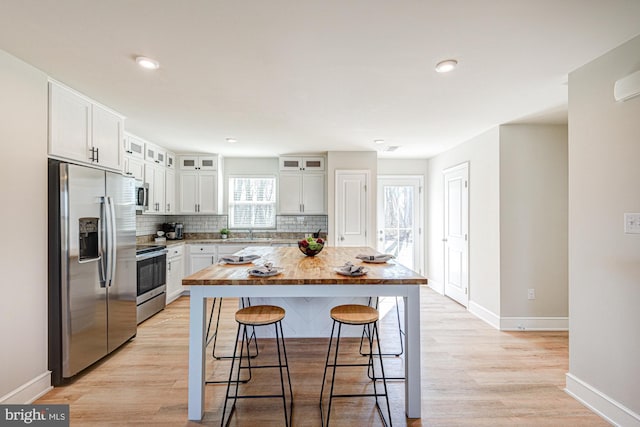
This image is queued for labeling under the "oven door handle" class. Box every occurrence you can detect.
[136,249,168,261]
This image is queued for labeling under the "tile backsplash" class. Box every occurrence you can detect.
[136,214,327,237]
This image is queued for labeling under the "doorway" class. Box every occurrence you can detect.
[443,163,469,307]
[377,176,423,274]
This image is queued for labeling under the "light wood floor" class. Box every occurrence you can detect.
[37,287,607,426]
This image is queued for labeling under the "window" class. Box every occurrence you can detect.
[228,176,276,228]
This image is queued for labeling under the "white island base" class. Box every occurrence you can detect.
[250,296,370,338]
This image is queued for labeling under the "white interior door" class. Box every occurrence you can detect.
[377,176,423,274]
[443,163,469,307]
[335,171,368,246]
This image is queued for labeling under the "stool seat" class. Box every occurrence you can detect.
[236,305,285,325]
[330,304,378,325]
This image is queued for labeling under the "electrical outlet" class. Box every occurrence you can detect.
[527,289,536,300]
[624,213,640,234]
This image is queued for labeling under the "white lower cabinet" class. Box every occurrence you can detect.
[188,245,217,275]
[166,245,184,304]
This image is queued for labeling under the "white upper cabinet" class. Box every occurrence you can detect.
[165,168,176,214]
[279,172,326,214]
[178,170,217,214]
[123,156,144,180]
[48,81,124,171]
[124,134,145,160]
[179,155,218,171]
[301,173,326,214]
[166,151,176,169]
[279,156,325,172]
[48,82,91,163]
[145,143,166,165]
[91,104,123,171]
[145,162,166,214]
[278,155,326,214]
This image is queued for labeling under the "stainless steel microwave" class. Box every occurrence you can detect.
[135,180,149,212]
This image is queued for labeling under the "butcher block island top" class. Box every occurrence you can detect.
[182,246,428,286]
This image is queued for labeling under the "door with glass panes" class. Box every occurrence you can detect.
[377,177,423,274]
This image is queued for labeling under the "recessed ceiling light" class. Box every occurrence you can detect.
[435,59,458,73]
[135,56,160,70]
[226,138,237,143]
[374,139,385,145]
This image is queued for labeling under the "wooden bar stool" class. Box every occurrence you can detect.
[320,304,393,427]
[221,305,293,427]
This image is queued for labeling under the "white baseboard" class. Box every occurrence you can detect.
[0,371,52,404]
[468,301,568,331]
[500,316,568,331]
[468,301,500,329]
[566,373,640,427]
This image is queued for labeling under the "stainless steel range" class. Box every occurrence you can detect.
[136,245,167,324]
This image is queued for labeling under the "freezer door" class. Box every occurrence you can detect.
[106,172,137,352]
[63,164,108,377]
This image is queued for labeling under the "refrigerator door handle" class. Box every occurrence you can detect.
[99,197,108,287]
[107,196,118,286]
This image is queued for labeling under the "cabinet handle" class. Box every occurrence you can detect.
[95,147,99,163]
[168,262,171,271]
[167,203,170,211]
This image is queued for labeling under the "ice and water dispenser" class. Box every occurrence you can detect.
[79,217,99,261]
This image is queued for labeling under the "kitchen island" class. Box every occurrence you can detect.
[182,245,427,421]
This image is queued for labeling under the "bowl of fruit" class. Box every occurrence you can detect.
[298,236,324,256]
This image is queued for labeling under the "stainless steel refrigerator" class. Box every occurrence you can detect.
[48,159,137,385]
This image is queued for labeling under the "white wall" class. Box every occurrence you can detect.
[327,151,377,247]
[566,35,640,424]
[0,50,50,402]
[427,128,501,314]
[499,124,568,318]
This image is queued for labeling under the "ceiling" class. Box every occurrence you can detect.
[1,1,640,159]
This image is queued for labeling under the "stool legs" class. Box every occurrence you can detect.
[320,319,393,427]
[206,298,259,385]
[359,296,404,357]
[221,319,293,427]
[207,298,259,360]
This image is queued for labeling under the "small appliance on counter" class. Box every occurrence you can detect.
[162,222,184,240]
